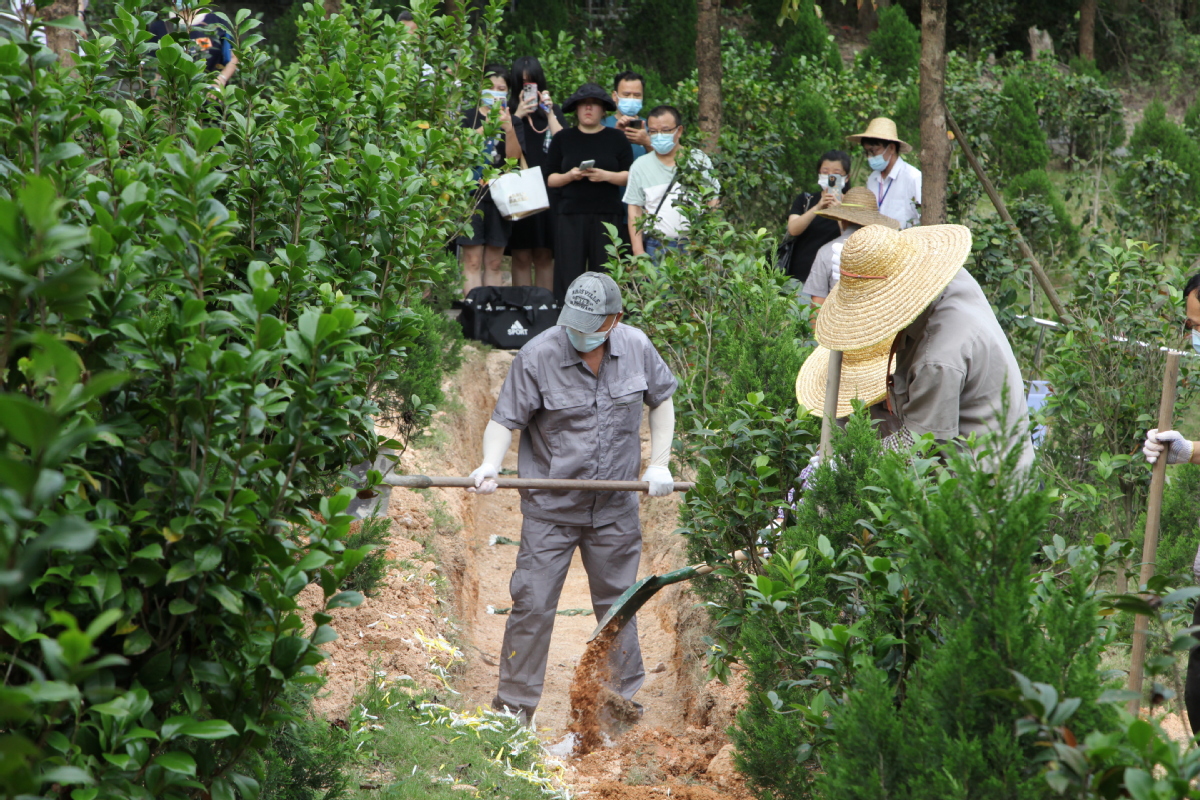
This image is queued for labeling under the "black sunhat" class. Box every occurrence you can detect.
[562,83,617,114]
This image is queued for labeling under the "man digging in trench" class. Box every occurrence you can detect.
[466,272,678,727]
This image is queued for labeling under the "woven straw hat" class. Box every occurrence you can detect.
[846,117,913,154]
[816,187,900,230]
[814,224,972,352]
[795,340,892,419]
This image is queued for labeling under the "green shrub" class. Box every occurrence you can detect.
[776,0,841,74]
[861,5,919,83]
[730,411,885,799]
[1148,463,1200,584]
[615,0,696,85]
[1123,100,1200,201]
[375,303,464,455]
[260,687,355,800]
[994,75,1051,178]
[0,0,496,794]
[1185,98,1200,138]
[341,516,394,596]
[817,434,1115,799]
[1005,168,1080,258]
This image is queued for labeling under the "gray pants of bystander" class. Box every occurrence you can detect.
[492,514,645,722]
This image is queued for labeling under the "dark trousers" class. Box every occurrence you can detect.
[553,211,625,302]
[1187,599,1200,733]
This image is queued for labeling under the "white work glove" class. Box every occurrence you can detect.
[1143,429,1194,465]
[469,463,499,494]
[641,465,674,497]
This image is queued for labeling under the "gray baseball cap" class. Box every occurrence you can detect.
[556,272,623,333]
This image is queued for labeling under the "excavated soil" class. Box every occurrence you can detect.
[305,344,750,795]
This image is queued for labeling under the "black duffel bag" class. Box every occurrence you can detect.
[459,286,560,350]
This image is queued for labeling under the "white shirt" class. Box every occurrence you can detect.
[866,158,922,229]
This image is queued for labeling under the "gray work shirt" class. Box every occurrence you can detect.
[888,269,1035,470]
[491,324,678,527]
[803,226,857,300]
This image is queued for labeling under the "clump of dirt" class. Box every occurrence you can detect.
[567,622,620,755]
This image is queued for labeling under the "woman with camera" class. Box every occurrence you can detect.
[781,150,851,284]
[507,56,567,293]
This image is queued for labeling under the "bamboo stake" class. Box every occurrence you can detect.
[1126,351,1182,715]
[819,349,844,460]
[384,475,695,492]
[945,114,1071,324]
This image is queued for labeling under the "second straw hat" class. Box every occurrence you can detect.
[846,117,913,154]
[795,340,892,420]
[814,223,973,352]
[817,186,900,230]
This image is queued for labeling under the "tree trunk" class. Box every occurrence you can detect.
[39,0,81,67]
[864,0,883,34]
[918,0,949,224]
[323,0,341,16]
[696,0,722,152]
[1079,0,1096,61]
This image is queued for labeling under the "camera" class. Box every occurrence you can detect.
[625,119,643,130]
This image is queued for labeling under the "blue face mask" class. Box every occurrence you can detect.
[1192,329,1200,355]
[650,133,676,155]
[867,153,889,172]
[566,327,610,353]
[481,89,507,108]
[617,97,643,116]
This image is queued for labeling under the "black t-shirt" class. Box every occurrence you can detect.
[512,107,568,171]
[786,192,842,283]
[148,13,232,73]
[545,126,635,215]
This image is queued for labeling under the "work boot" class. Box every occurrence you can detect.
[492,699,536,728]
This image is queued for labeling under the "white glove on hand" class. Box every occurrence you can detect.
[641,465,674,497]
[1143,429,1194,465]
[469,463,499,494]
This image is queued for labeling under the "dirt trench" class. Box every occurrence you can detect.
[309,344,755,796]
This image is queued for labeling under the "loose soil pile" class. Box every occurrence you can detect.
[308,344,751,794]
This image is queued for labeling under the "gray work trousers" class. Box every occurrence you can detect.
[492,514,645,720]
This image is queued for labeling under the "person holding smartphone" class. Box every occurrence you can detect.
[783,150,852,284]
[458,64,521,295]
[508,56,567,292]
[603,71,651,158]
[546,83,634,301]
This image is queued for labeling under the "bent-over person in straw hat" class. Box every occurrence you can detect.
[804,186,900,306]
[814,224,1034,469]
[847,117,922,231]
[466,271,678,726]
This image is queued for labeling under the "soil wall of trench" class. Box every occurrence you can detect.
[305,344,755,796]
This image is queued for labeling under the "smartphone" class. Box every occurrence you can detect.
[521,82,538,106]
[579,159,596,171]
[625,118,643,130]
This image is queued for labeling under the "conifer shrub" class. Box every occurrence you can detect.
[994,75,1051,178]
[1005,168,1080,258]
[781,89,844,185]
[860,5,920,83]
[616,0,696,85]
[776,0,841,73]
[1122,100,1200,202]
[1185,99,1200,138]
[817,432,1116,799]
[1142,463,1200,585]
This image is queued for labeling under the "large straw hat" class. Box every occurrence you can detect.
[817,187,900,230]
[814,224,973,352]
[846,117,913,154]
[795,339,892,419]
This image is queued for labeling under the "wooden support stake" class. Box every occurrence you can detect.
[945,114,1071,324]
[1126,351,1182,715]
[819,350,844,461]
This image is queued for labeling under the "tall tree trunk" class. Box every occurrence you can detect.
[696,0,722,152]
[323,0,341,16]
[918,0,948,224]
[39,0,81,67]
[1079,0,1097,61]
[859,0,879,35]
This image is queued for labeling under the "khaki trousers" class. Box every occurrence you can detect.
[492,514,645,720]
